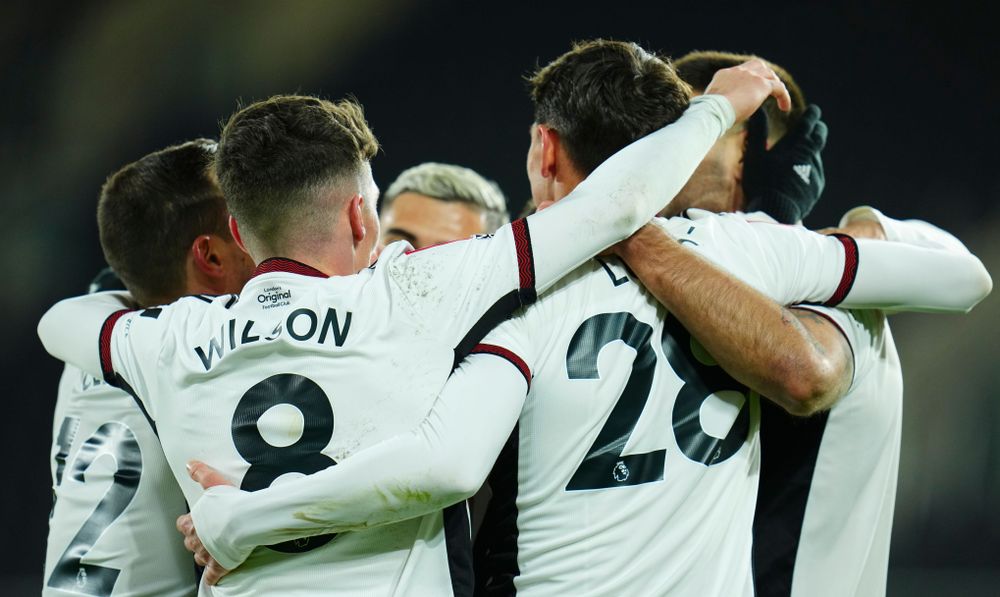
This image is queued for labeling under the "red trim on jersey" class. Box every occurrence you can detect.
[824,234,859,307]
[99,308,134,386]
[511,218,537,305]
[470,343,531,389]
[251,258,329,279]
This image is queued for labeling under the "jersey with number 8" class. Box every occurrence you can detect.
[44,365,195,597]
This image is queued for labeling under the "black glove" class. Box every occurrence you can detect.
[743,104,828,223]
[87,266,126,294]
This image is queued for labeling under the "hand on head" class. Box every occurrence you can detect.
[704,58,792,121]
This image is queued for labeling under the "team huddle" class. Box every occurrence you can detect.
[37,41,992,597]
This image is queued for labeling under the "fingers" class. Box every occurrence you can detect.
[810,119,829,149]
[739,59,790,111]
[183,529,203,553]
[799,104,822,127]
[187,460,234,490]
[176,507,231,585]
[204,559,230,586]
[770,79,792,112]
[704,58,792,121]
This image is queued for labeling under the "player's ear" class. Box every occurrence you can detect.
[190,235,226,278]
[348,194,367,246]
[538,124,560,180]
[228,216,248,254]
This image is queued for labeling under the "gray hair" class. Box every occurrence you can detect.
[383,162,509,233]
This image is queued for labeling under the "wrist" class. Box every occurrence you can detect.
[616,224,670,262]
[192,486,251,571]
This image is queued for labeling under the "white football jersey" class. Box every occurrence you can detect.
[46,96,742,597]
[99,231,538,597]
[753,306,901,597]
[45,365,196,597]
[474,212,864,597]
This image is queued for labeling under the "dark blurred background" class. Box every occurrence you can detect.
[4,1,998,595]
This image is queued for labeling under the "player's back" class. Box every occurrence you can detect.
[45,364,196,597]
[753,309,902,597]
[477,240,768,595]
[110,249,466,595]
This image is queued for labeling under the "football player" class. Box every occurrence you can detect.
[174,42,989,596]
[378,162,509,250]
[43,139,253,597]
[39,62,787,595]
[671,50,927,597]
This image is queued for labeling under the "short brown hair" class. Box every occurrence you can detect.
[215,95,379,248]
[529,39,692,176]
[674,50,806,143]
[98,139,227,306]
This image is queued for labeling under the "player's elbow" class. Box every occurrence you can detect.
[605,187,653,239]
[423,452,488,501]
[440,460,490,499]
[958,257,992,312]
[932,254,992,313]
[37,303,64,360]
[774,356,844,417]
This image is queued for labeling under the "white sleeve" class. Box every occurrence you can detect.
[37,291,133,380]
[191,352,529,571]
[840,205,971,252]
[390,95,734,349]
[837,206,992,312]
[38,291,175,421]
[666,214,992,313]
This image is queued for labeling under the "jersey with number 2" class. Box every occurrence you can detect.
[45,365,195,597]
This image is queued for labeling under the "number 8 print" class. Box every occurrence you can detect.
[230,373,338,553]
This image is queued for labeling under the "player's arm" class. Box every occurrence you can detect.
[821,206,992,311]
[37,291,134,380]
[615,213,991,412]
[663,213,989,312]
[831,205,976,252]
[395,61,790,346]
[616,226,852,415]
[187,350,530,574]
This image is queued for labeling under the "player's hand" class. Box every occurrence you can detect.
[176,513,230,585]
[743,104,828,223]
[188,460,234,490]
[704,58,791,122]
[181,461,237,585]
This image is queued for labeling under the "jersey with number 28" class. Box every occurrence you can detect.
[475,211,861,597]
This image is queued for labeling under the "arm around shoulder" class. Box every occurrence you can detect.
[37,291,134,379]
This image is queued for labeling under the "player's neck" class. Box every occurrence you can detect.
[259,244,359,278]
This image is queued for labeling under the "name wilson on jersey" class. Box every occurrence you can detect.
[194,307,353,371]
